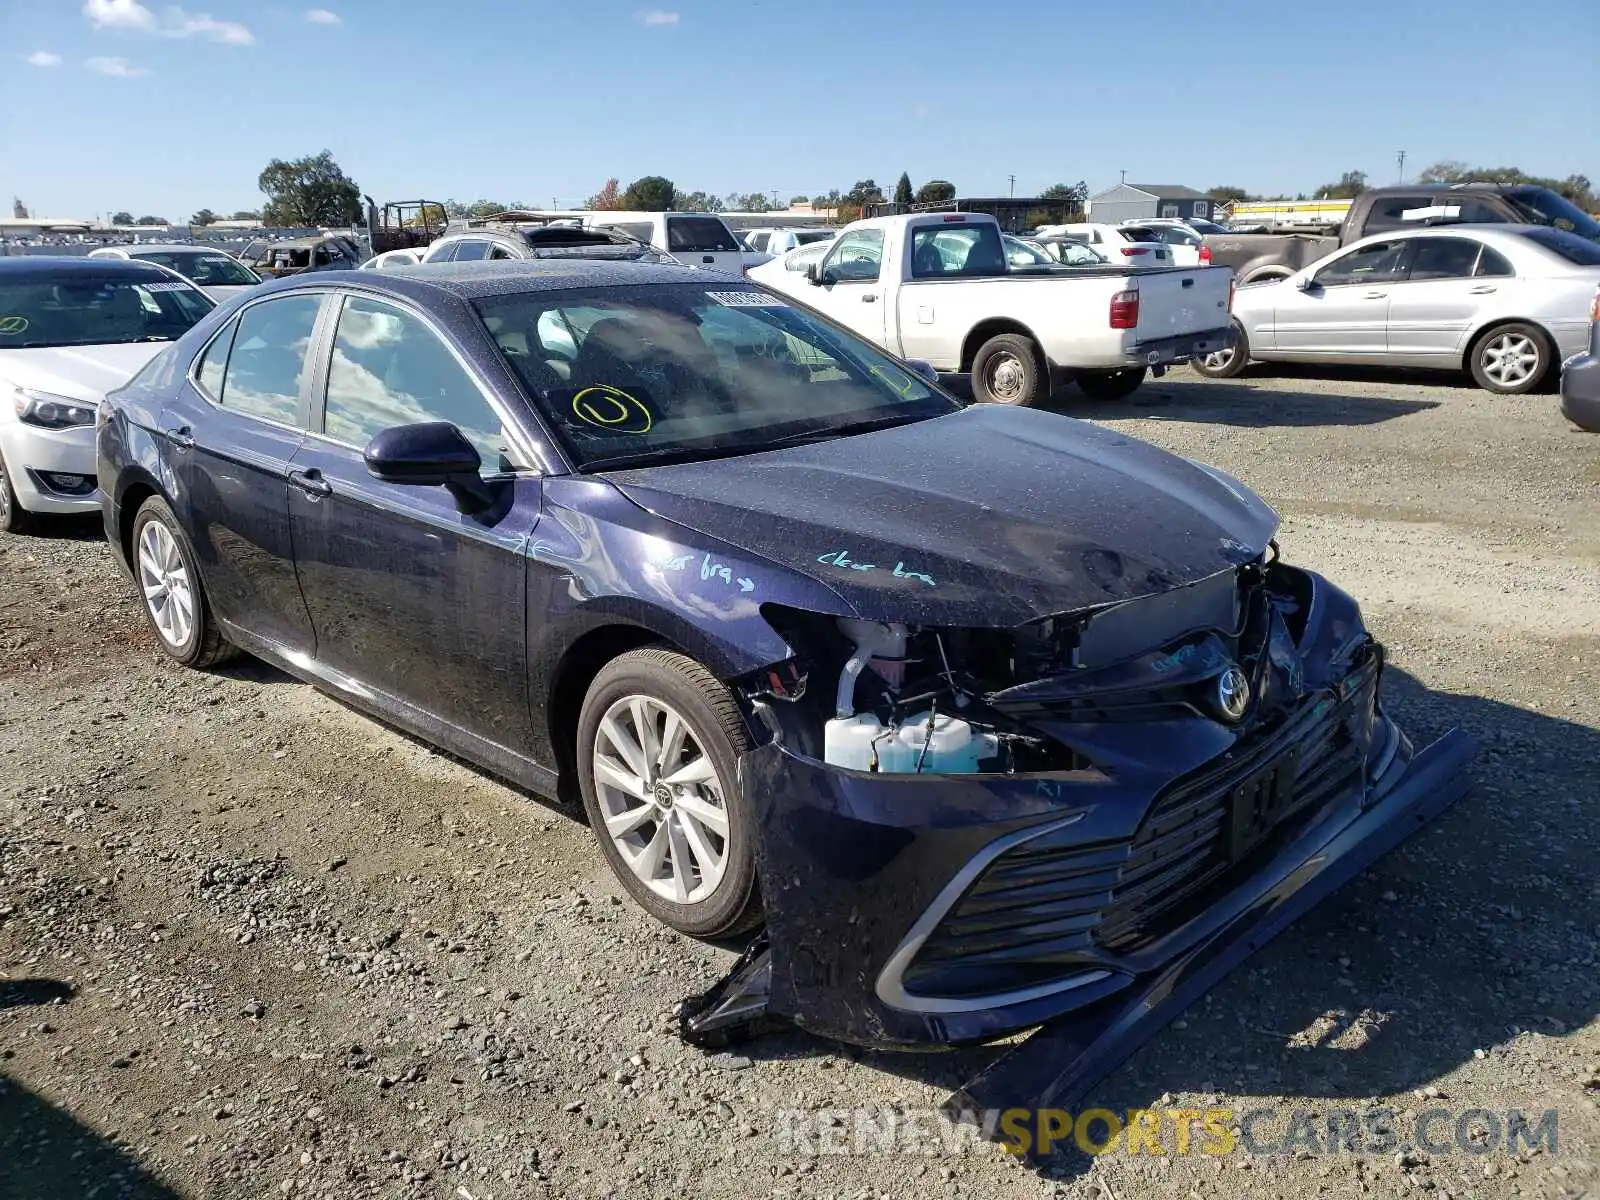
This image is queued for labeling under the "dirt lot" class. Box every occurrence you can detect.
[2,366,1597,1200]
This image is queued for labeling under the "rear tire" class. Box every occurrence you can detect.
[1077,367,1148,402]
[130,495,237,668]
[1192,321,1251,379]
[577,648,762,939]
[0,450,33,535]
[1469,322,1552,395]
[970,333,1047,406]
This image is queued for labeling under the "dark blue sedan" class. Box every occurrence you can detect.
[98,261,1470,1060]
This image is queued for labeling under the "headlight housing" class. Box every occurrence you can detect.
[13,387,98,430]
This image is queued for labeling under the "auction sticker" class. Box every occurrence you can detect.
[142,281,192,293]
[706,291,787,308]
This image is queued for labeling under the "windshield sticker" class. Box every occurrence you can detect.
[706,291,787,308]
[569,385,654,435]
[0,316,28,335]
[141,281,192,293]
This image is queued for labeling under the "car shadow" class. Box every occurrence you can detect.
[718,666,1598,1182]
[0,976,181,1198]
[4,512,106,543]
[1057,375,1440,427]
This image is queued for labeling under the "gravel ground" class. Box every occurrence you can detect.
[2,365,1597,1200]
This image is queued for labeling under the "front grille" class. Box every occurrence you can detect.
[900,657,1378,999]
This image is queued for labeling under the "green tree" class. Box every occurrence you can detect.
[587,178,622,210]
[894,172,913,205]
[258,150,363,227]
[1041,181,1089,208]
[230,209,260,221]
[110,210,134,225]
[134,215,168,226]
[1416,160,1469,184]
[672,191,724,212]
[1208,185,1252,203]
[190,208,217,226]
[811,189,843,209]
[729,192,770,212]
[789,194,809,206]
[846,179,884,204]
[1316,170,1368,199]
[915,180,955,204]
[1415,162,1595,210]
[621,175,676,211]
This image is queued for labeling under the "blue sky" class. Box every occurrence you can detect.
[4,0,1597,220]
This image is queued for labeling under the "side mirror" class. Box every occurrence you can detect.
[805,262,824,285]
[1294,275,1316,291]
[364,421,491,510]
[906,359,939,384]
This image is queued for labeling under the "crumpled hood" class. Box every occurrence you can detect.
[0,343,169,404]
[606,405,1279,627]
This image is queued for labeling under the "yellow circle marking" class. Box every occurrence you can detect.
[0,316,28,335]
[572,385,653,434]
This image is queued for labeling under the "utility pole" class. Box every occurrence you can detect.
[1120,169,1127,185]
[1008,174,1016,197]
[1396,150,1406,184]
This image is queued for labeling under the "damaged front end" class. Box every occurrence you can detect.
[682,550,1472,1057]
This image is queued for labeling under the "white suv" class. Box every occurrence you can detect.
[580,212,745,273]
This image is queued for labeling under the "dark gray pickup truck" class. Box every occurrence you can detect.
[1207,184,1600,283]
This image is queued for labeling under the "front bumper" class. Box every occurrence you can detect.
[686,630,1472,1053]
[0,420,100,514]
[1560,348,1600,432]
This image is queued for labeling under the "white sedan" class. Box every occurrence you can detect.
[87,242,263,301]
[1036,222,1173,266]
[0,257,214,531]
[1193,225,1600,394]
[745,240,833,291]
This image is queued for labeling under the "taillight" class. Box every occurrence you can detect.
[1120,245,1149,256]
[1199,244,1212,265]
[1109,289,1139,329]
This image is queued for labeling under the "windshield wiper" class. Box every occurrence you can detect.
[580,413,935,473]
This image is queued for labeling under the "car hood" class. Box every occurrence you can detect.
[0,343,169,404]
[605,405,1279,627]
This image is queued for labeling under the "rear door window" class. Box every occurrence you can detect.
[666,216,739,252]
[1405,237,1483,280]
[216,295,322,424]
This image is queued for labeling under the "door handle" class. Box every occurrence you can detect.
[1364,291,1388,299]
[702,255,714,264]
[162,425,194,450]
[1468,285,1497,294]
[288,468,332,499]
[861,293,878,303]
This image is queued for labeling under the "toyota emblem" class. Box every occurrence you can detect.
[1215,667,1251,722]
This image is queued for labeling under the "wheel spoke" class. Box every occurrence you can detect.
[674,792,728,838]
[657,709,686,772]
[666,816,695,902]
[663,754,716,788]
[598,712,650,781]
[675,810,722,892]
[593,753,648,800]
[604,801,656,840]
[629,697,661,770]
[628,819,669,884]
[142,581,167,600]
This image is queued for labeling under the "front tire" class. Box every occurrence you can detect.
[1192,321,1251,379]
[577,648,761,938]
[130,496,236,668]
[1076,367,1148,402]
[0,449,33,534]
[970,333,1047,406]
[1469,322,1551,395]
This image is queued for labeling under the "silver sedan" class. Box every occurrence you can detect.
[1193,225,1600,394]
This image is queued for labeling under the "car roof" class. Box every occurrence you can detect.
[259,259,740,303]
[0,255,181,280]
[1346,223,1549,247]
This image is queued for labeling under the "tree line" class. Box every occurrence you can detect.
[1209,163,1595,209]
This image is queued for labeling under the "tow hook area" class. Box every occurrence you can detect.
[677,935,784,1047]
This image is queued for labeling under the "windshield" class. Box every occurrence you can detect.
[1504,188,1600,241]
[133,250,260,287]
[1003,236,1053,267]
[0,274,215,349]
[475,282,958,470]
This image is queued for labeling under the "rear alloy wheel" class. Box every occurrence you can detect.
[1077,367,1149,402]
[1192,321,1251,379]
[131,496,236,668]
[1470,323,1550,395]
[577,648,761,938]
[971,333,1047,406]
[0,450,33,534]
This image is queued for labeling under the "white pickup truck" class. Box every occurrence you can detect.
[760,212,1233,404]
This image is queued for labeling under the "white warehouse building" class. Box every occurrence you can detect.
[1087,183,1221,224]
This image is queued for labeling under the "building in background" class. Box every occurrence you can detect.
[1087,183,1220,224]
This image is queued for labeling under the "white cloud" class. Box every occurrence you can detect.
[85,0,157,31]
[86,55,151,76]
[83,0,255,43]
[27,51,64,66]
[640,9,679,24]
[304,8,340,23]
